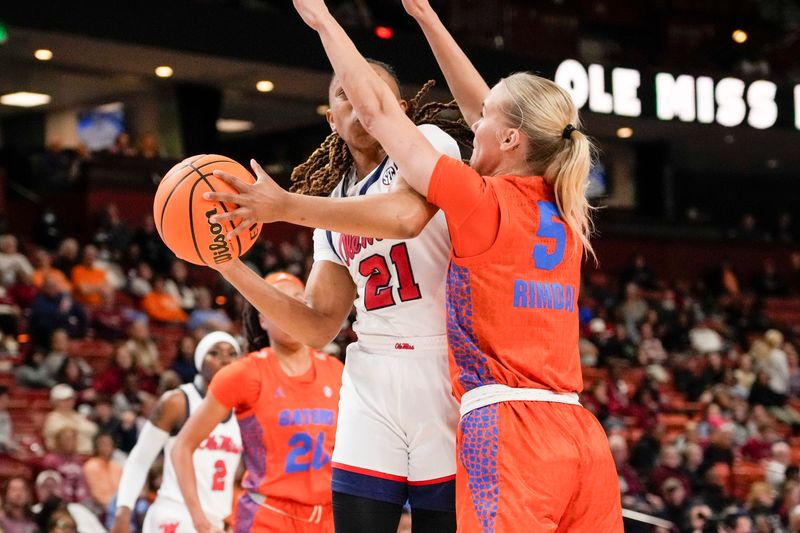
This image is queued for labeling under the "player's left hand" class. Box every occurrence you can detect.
[292,0,332,30]
[192,515,224,533]
[204,159,287,240]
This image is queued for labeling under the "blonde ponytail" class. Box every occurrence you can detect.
[501,73,597,261]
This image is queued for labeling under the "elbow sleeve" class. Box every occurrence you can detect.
[115,422,170,509]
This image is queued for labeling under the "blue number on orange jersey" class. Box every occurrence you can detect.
[533,201,566,271]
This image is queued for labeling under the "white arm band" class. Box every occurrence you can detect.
[116,421,171,509]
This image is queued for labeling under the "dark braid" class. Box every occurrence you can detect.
[290,79,472,196]
[242,303,269,352]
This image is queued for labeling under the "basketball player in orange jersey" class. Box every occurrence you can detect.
[111,331,242,533]
[172,273,343,533]
[208,0,625,530]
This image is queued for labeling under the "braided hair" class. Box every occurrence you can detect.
[242,303,269,353]
[290,64,473,196]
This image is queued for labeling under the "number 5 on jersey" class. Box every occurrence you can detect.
[359,243,422,310]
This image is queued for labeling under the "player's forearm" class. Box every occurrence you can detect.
[412,9,490,126]
[217,260,340,349]
[283,190,434,239]
[315,15,402,133]
[171,439,205,524]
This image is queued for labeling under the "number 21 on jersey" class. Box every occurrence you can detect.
[358,243,422,310]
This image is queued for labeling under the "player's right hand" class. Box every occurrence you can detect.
[206,159,287,241]
[109,507,132,533]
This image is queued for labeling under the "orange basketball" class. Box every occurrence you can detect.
[153,154,262,266]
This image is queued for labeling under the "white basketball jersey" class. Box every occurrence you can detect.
[158,383,242,522]
[313,124,461,340]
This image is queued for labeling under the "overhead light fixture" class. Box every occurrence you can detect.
[155,66,173,78]
[34,49,53,61]
[0,91,51,107]
[0,22,8,45]
[616,127,633,139]
[216,119,254,133]
[732,29,748,44]
[374,26,394,40]
[256,80,274,93]
[316,104,329,116]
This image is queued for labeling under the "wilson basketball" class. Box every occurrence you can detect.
[153,154,262,266]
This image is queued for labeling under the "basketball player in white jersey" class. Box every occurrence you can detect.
[203,62,471,532]
[110,332,243,533]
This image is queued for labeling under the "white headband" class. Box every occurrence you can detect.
[194,331,241,372]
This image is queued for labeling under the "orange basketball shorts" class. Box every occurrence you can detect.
[456,401,623,533]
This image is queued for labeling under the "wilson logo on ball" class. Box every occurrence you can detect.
[205,208,232,264]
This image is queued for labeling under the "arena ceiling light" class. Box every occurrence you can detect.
[732,29,748,44]
[155,65,174,78]
[216,118,254,133]
[34,49,53,61]
[0,91,51,107]
[616,127,634,138]
[316,104,329,116]
[256,80,275,92]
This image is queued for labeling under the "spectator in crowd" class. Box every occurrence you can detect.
[622,253,657,291]
[766,441,792,490]
[91,285,135,341]
[94,344,146,396]
[29,276,87,346]
[16,349,55,389]
[52,238,80,279]
[32,248,72,294]
[621,282,649,341]
[109,133,137,157]
[164,259,196,311]
[31,470,105,533]
[123,320,160,376]
[753,258,789,297]
[55,358,95,404]
[92,203,131,259]
[762,329,790,404]
[609,434,647,509]
[650,445,693,497]
[686,503,713,533]
[136,133,160,159]
[638,322,668,366]
[82,432,122,510]
[186,287,231,332]
[0,234,34,287]
[89,396,137,453]
[71,245,110,308]
[1,476,38,533]
[43,329,91,386]
[140,275,187,323]
[169,336,198,384]
[34,209,61,251]
[0,385,15,453]
[658,477,690,529]
[112,373,152,417]
[126,261,154,298]
[131,215,171,273]
[41,427,90,505]
[42,384,98,455]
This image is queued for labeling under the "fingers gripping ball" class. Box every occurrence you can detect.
[153,154,262,266]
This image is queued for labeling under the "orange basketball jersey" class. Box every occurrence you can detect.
[429,156,584,401]
[209,348,343,505]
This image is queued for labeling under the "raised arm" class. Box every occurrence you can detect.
[172,393,229,533]
[402,0,490,126]
[292,0,442,197]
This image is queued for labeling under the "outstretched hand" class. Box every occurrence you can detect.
[292,0,333,30]
[203,159,287,240]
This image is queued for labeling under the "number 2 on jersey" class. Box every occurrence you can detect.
[211,460,227,491]
[533,200,566,271]
[359,243,422,310]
